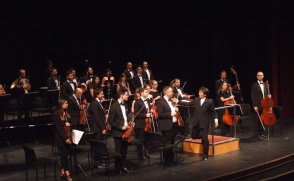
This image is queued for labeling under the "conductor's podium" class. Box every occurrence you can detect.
[183,135,239,156]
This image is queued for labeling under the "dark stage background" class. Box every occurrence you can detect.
[1,1,293,115]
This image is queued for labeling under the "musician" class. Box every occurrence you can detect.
[53,99,73,181]
[132,65,147,90]
[123,62,135,91]
[131,88,140,113]
[69,68,79,86]
[89,76,102,99]
[43,59,53,86]
[88,88,107,141]
[142,61,154,83]
[173,87,217,161]
[61,71,77,100]
[250,71,271,139]
[157,86,178,165]
[217,81,234,136]
[12,69,31,120]
[67,88,85,130]
[101,69,115,87]
[149,80,161,103]
[47,68,60,90]
[81,67,94,85]
[172,78,190,100]
[108,87,133,175]
[215,71,230,105]
[0,84,5,95]
[134,87,151,160]
[117,73,131,95]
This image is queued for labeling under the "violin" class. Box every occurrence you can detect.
[222,84,239,125]
[122,105,145,142]
[63,111,72,142]
[144,112,153,132]
[79,98,88,125]
[105,99,113,133]
[260,81,276,125]
[150,98,158,118]
[171,102,184,127]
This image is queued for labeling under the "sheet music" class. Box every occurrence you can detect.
[72,129,84,145]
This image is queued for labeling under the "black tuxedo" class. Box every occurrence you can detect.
[123,69,135,83]
[142,68,154,81]
[172,86,185,100]
[81,75,94,85]
[134,98,151,129]
[108,100,129,172]
[47,76,59,90]
[215,78,229,106]
[88,98,106,140]
[43,67,52,86]
[251,81,268,136]
[178,97,216,157]
[67,95,81,129]
[61,81,77,100]
[132,74,147,90]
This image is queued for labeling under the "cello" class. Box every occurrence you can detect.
[260,81,276,126]
[222,84,239,125]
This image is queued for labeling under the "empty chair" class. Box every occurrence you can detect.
[30,97,52,117]
[22,145,57,181]
[5,99,20,120]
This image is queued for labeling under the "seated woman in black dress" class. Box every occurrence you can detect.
[53,99,73,181]
[89,76,101,98]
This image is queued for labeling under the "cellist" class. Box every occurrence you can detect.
[250,71,271,139]
[53,99,73,181]
[108,87,134,175]
[217,81,234,136]
[134,87,152,160]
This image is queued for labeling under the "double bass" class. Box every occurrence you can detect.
[230,66,244,103]
[260,81,276,125]
[222,84,239,125]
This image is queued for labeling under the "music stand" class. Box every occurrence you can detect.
[0,94,11,123]
[232,91,243,104]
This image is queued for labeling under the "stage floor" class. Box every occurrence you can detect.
[0,116,294,181]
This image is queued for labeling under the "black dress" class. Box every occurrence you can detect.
[218,90,231,135]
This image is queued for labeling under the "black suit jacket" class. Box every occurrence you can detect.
[179,98,216,129]
[142,68,154,81]
[132,74,147,89]
[61,81,77,99]
[157,98,174,131]
[53,113,69,147]
[81,75,94,85]
[47,76,58,90]
[108,101,129,137]
[67,95,81,126]
[123,69,135,83]
[251,82,268,110]
[172,86,185,100]
[88,98,106,133]
[134,98,151,129]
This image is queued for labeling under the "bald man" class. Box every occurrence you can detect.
[67,88,84,130]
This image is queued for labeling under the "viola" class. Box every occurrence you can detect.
[171,102,184,127]
[222,84,239,125]
[63,113,72,142]
[260,81,276,125]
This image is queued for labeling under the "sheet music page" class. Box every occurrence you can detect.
[72,129,84,145]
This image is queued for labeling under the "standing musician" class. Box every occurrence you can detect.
[0,84,6,95]
[69,68,80,86]
[123,62,135,93]
[43,60,53,86]
[88,88,107,141]
[173,87,217,161]
[172,78,190,100]
[134,87,151,160]
[89,76,101,99]
[250,71,271,139]
[142,61,154,83]
[81,67,94,85]
[67,88,85,130]
[108,87,133,175]
[157,86,178,165]
[117,73,131,95]
[131,88,140,113]
[132,65,147,90]
[217,81,234,136]
[101,69,115,87]
[53,99,73,181]
[11,69,31,120]
[149,80,161,103]
[47,68,60,90]
[61,71,77,100]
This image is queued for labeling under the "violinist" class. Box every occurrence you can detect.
[173,87,217,161]
[67,88,85,130]
[250,71,271,139]
[131,88,140,113]
[117,73,131,95]
[217,81,234,136]
[144,84,153,100]
[149,80,161,102]
[47,68,60,90]
[53,99,73,181]
[88,88,107,141]
[108,87,133,175]
[134,88,152,160]
[89,76,101,99]
[157,86,178,165]
[172,78,190,100]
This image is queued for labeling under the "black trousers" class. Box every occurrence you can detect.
[59,145,70,171]
[253,110,265,136]
[191,123,209,157]
[161,123,177,162]
[113,137,128,172]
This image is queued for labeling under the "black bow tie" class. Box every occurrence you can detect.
[89,75,93,78]
[120,102,125,106]
[259,82,263,84]
[69,81,74,84]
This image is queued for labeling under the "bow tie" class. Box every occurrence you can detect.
[89,75,93,78]
[138,75,142,76]
[69,81,74,84]
[120,102,125,106]
[259,82,263,84]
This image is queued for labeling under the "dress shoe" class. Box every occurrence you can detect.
[258,135,268,140]
[123,167,133,174]
[202,156,208,161]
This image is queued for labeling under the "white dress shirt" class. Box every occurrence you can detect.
[118,100,128,126]
[164,96,177,123]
